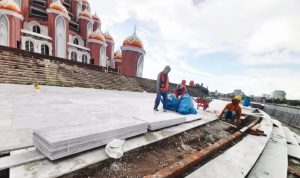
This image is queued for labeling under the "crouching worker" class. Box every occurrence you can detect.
[218,96,242,127]
[154,65,171,111]
[175,84,187,99]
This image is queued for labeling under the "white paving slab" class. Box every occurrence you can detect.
[293,132,300,145]
[133,112,186,130]
[283,126,300,159]
[0,129,33,153]
[186,111,273,178]
[248,124,288,178]
[33,117,148,160]
[0,148,45,171]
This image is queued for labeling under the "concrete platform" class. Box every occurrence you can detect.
[0,83,226,177]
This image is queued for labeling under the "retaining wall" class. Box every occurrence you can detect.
[264,104,300,128]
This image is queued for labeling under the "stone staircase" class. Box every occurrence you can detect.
[0,46,208,96]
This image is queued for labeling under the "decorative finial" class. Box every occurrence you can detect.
[133,25,137,36]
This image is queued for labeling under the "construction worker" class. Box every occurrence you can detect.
[218,96,242,127]
[175,84,187,99]
[154,65,171,111]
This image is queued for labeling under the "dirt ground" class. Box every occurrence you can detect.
[60,121,232,178]
[288,159,300,178]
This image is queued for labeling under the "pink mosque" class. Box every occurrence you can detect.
[0,0,146,77]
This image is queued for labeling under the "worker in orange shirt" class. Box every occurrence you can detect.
[218,96,242,127]
[154,65,171,111]
[174,84,187,99]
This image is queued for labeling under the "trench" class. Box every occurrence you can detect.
[60,118,256,178]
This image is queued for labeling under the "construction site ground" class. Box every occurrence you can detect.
[1,84,300,178]
[61,121,234,178]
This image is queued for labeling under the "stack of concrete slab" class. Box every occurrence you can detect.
[33,119,147,160]
[133,113,186,131]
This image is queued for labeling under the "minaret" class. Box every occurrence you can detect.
[114,50,122,73]
[47,0,70,58]
[87,27,107,66]
[71,0,82,21]
[0,0,24,48]
[78,9,93,41]
[121,27,146,77]
[104,30,115,68]
[92,12,101,31]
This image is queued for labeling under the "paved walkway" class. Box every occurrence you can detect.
[0,83,226,153]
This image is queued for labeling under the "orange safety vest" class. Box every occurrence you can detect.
[160,72,169,92]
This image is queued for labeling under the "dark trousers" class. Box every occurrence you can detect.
[154,90,168,110]
[224,109,237,123]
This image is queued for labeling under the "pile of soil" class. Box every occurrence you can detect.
[61,121,231,178]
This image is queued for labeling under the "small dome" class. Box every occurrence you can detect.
[49,0,68,14]
[79,9,92,19]
[114,50,122,60]
[0,0,21,13]
[88,29,106,42]
[123,28,143,49]
[92,13,100,22]
[104,31,114,41]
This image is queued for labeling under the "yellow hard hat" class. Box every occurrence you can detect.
[234,95,242,101]
[34,84,40,91]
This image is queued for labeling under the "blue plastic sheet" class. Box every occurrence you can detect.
[178,94,197,115]
[165,95,181,111]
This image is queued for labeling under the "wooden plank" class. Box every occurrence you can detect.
[248,124,288,178]
[10,114,218,178]
[186,113,273,178]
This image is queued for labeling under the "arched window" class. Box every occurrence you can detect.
[100,46,106,67]
[0,15,9,46]
[71,52,77,61]
[41,44,49,55]
[33,25,41,34]
[25,41,34,52]
[87,22,93,37]
[82,54,88,63]
[136,55,144,77]
[55,16,66,58]
[73,38,79,45]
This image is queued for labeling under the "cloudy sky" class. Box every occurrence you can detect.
[90,0,300,99]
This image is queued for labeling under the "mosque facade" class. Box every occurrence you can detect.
[0,0,146,77]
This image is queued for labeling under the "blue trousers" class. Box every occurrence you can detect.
[224,109,237,123]
[154,91,168,110]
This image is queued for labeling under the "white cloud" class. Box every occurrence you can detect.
[90,0,300,99]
